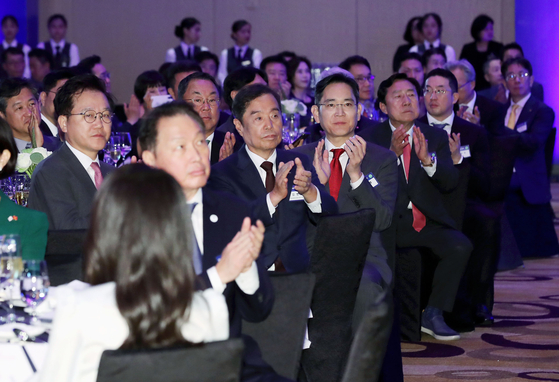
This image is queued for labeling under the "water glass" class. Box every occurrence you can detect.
[20,260,49,325]
[0,235,23,323]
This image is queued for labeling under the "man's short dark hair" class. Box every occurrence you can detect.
[77,55,101,74]
[419,13,443,36]
[134,70,165,105]
[48,14,67,27]
[422,47,447,67]
[259,55,287,72]
[232,84,281,121]
[0,78,37,115]
[278,51,297,61]
[482,53,500,75]
[287,56,312,88]
[424,68,458,93]
[502,43,524,59]
[398,52,423,70]
[314,73,360,105]
[54,74,112,118]
[377,73,421,105]
[195,51,219,68]
[501,57,533,77]
[223,67,268,108]
[1,47,24,63]
[138,101,204,153]
[471,15,494,41]
[166,61,202,91]
[28,48,53,68]
[339,55,371,72]
[42,69,75,93]
[1,15,18,27]
[177,71,219,101]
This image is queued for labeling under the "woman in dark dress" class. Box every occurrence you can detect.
[287,56,314,128]
[392,16,423,73]
[460,15,504,91]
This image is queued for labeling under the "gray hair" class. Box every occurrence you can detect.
[444,59,476,82]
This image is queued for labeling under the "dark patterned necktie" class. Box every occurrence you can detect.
[189,203,203,275]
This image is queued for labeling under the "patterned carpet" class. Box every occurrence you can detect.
[402,183,559,381]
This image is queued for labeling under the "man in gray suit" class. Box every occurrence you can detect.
[29,75,115,229]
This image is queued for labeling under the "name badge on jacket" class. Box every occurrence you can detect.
[517,122,528,133]
[366,173,379,187]
[289,186,305,201]
[460,145,471,158]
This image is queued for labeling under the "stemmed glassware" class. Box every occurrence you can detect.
[114,132,132,159]
[0,235,24,323]
[104,135,122,166]
[20,260,49,325]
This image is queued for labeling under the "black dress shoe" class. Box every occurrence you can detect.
[474,305,494,327]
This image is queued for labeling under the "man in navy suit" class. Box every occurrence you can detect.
[178,72,242,164]
[209,84,338,273]
[359,74,472,341]
[502,57,559,259]
[139,102,287,382]
[28,75,114,229]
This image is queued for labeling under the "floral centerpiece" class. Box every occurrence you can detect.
[281,99,307,117]
[16,147,52,178]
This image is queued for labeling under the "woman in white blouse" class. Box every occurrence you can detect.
[37,164,229,382]
[165,17,208,63]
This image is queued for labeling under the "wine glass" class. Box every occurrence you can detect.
[20,260,49,325]
[0,235,23,323]
[114,132,132,159]
[12,174,30,207]
[105,135,122,166]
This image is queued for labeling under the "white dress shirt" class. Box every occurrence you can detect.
[426,112,463,164]
[188,188,259,295]
[217,45,263,84]
[65,142,101,186]
[324,138,364,189]
[505,93,531,128]
[2,39,31,78]
[165,42,208,62]
[206,131,214,160]
[37,39,80,67]
[14,137,32,152]
[409,38,456,62]
[41,113,59,137]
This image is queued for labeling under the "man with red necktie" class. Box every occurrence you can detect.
[359,73,472,341]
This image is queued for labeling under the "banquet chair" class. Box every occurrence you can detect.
[299,209,376,382]
[242,272,315,380]
[96,338,244,382]
[45,229,87,286]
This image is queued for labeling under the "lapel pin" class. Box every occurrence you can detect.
[7,215,18,222]
[210,214,218,223]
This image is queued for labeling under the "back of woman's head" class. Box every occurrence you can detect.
[0,118,18,180]
[84,163,195,349]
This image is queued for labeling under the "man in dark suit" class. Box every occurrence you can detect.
[38,69,75,139]
[28,75,115,230]
[139,101,287,382]
[502,43,544,102]
[178,72,242,164]
[209,84,338,273]
[359,74,472,341]
[502,57,559,259]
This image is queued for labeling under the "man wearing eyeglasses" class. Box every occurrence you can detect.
[29,74,115,230]
[501,57,559,259]
[178,72,241,164]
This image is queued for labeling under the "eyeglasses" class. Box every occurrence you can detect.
[355,75,375,84]
[318,101,357,111]
[185,98,219,108]
[423,88,452,96]
[98,72,111,80]
[68,111,113,124]
[505,72,530,81]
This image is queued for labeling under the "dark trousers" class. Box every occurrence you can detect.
[396,211,472,312]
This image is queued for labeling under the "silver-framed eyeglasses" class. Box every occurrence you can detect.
[423,88,452,96]
[185,98,220,108]
[68,111,113,124]
[318,101,357,111]
[505,72,530,81]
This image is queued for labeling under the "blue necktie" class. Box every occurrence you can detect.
[189,203,203,275]
[431,123,447,130]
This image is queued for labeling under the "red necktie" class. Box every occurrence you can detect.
[260,161,275,192]
[90,162,103,190]
[329,149,345,201]
[402,143,426,232]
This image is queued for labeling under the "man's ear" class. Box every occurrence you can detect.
[471,80,476,91]
[379,102,388,115]
[58,115,68,133]
[230,90,239,101]
[0,111,5,120]
[311,105,320,125]
[39,92,47,108]
[529,76,534,87]
[233,118,244,137]
[356,102,362,122]
[168,87,176,100]
[142,149,156,166]
[452,92,459,105]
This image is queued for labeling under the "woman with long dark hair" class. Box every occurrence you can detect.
[287,56,314,127]
[38,164,228,382]
[392,16,423,73]
[165,17,208,63]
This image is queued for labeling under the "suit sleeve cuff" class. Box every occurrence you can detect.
[266,193,276,217]
[422,156,437,177]
[207,266,226,294]
[305,186,322,213]
[235,262,260,295]
[350,173,365,189]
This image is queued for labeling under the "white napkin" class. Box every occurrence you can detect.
[0,342,48,382]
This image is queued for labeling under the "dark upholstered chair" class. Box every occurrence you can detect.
[45,230,87,286]
[242,272,315,380]
[96,339,244,382]
[300,209,376,382]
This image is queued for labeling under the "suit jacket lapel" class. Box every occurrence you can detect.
[515,95,535,128]
[211,131,225,164]
[237,147,268,198]
[59,144,98,194]
[202,190,220,269]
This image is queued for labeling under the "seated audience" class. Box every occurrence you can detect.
[339,55,378,121]
[0,118,48,260]
[0,78,59,152]
[166,17,208,63]
[392,16,424,73]
[195,50,220,79]
[28,48,53,90]
[477,55,508,104]
[38,164,230,382]
[501,43,544,102]
[459,15,504,91]
[209,84,338,273]
[1,15,31,78]
[422,47,447,73]
[28,75,115,230]
[398,53,426,117]
[287,56,314,127]
[39,69,75,138]
[178,72,241,164]
[1,47,25,78]
[217,20,262,84]
[359,73,472,341]
[77,55,111,94]
[410,13,456,62]
[501,57,559,258]
[261,54,291,100]
[37,14,79,69]
[166,60,202,100]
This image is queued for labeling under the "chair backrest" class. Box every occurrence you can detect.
[301,209,376,382]
[545,127,556,179]
[242,272,315,380]
[45,229,87,286]
[96,339,244,382]
[341,299,393,382]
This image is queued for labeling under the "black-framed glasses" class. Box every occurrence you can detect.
[68,111,113,124]
[505,72,529,81]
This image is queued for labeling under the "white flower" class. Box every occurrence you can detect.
[33,147,48,158]
[281,99,299,115]
[16,153,32,172]
[297,103,308,117]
